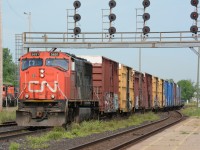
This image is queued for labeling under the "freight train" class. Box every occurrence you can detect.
[2,84,17,107]
[16,51,182,127]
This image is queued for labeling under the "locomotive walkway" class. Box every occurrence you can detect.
[127,117,200,150]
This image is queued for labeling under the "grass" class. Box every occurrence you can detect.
[22,112,159,149]
[0,108,16,124]
[180,131,190,135]
[9,142,20,150]
[181,103,200,117]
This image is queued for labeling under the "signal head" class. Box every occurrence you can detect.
[109,0,116,9]
[143,13,150,21]
[74,14,81,22]
[143,26,150,35]
[191,0,199,7]
[108,14,116,22]
[191,12,199,20]
[74,1,81,9]
[74,27,81,35]
[108,27,116,35]
[143,0,150,8]
[190,25,198,34]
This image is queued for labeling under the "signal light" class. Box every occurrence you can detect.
[190,25,198,34]
[74,27,81,35]
[191,0,199,7]
[143,13,150,21]
[73,1,81,9]
[191,12,199,20]
[108,14,116,22]
[143,0,150,8]
[142,26,150,35]
[109,0,116,9]
[108,27,116,35]
[73,14,81,22]
[73,1,81,35]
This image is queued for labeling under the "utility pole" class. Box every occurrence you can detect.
[197,48,200,107]
[0,0,3,111]
[24,12,31,40]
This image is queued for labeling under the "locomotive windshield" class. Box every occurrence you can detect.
[22,59,43,70]
[46,59,68,71]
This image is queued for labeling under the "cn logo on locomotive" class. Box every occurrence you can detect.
[28,81,58,93]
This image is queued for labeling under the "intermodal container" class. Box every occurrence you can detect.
[78,56,119,113]
[118,64,134,113]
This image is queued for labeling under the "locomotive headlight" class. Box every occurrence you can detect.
[40,69,45,73]
[40,74,45,78]
[25,94,29,99]
[51,94,55,99]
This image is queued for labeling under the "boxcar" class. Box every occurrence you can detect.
[176,85,181,107]
[118,64,134,113]
[79,56,119,114]
[152,76,159,109]
[143,73,153,110]
[133,71,146,110]
[158,79,164,109]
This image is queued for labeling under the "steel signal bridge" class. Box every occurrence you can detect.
[22,31,200,49]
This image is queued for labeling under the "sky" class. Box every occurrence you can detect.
[2,0,199,83]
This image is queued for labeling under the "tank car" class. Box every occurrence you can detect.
[16,51,98,126]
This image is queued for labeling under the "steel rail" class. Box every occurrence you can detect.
[0,121,17,128]
[69,111,182,150]
[111,111,183,150]
[0,127,51,141]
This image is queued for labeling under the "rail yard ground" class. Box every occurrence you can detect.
[4,112,161,150]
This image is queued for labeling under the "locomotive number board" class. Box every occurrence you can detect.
[31,52,40,56]
[50,52,59,56]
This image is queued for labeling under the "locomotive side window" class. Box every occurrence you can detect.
[22,59,43,70]
[46,59,68,71]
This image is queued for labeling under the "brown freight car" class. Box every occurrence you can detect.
[144,73,153,110]
[79,56,119,114]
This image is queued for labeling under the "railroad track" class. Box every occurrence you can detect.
[0,127,51,141]
[69,110,183,150]
[0,121,17,128]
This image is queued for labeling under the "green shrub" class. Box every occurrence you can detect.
[0,110,16,124]
[9,142,20,150]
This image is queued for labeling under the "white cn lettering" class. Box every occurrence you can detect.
[28,81,58,93]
